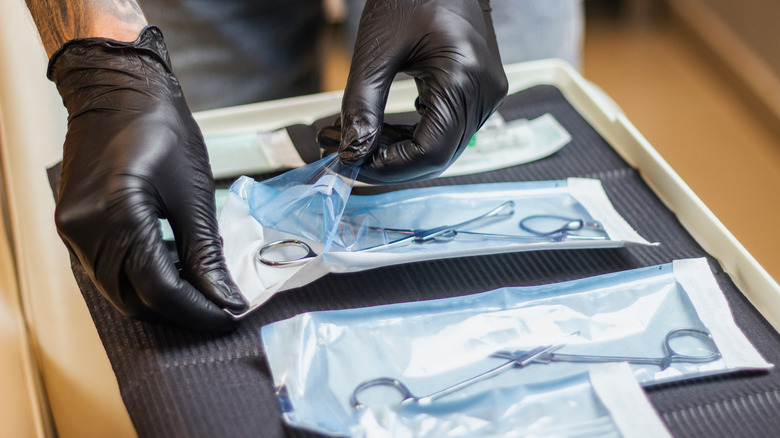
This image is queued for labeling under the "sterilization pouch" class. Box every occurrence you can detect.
[220,156,654,314]
[260,258,771,437]
[204,112,571,180]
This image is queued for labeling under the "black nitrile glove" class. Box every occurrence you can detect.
[318,0,508,184]
[48,26,247,331]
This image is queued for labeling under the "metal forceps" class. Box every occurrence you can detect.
[498,328,721,370]
[351,332,578,409]
[256,239,318,267]
[257,200,519,266]
[359,200,519,252]
[519,214,608,240]
[350,328,721,409]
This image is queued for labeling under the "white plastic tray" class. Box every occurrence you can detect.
[194,59,780,333]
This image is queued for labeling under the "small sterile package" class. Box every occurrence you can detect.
[204,112,570,180]
[219,156,655,314]
[260,258,771,437]
[439,112,572,178]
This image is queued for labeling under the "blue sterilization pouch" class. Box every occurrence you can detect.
[260,258,771,436]
[219,157,654,313]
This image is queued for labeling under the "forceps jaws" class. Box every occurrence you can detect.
[360,200,516,252]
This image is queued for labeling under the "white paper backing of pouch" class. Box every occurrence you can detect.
[674,258,772,371]
[590,362,672,438]
[221,178,656,312]
[219,191,330,309]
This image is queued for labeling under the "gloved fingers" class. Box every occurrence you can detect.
[335,0,507,184]
[358,61,507,183]
[316,118,341,158]
[338,82,396,167]
[356,83,468,183]
[126,228,241,332]
[337,4,405,167]
[57,235,159,323]
[317,117,418,161]
[57,200,238,331]
[164,173,247,314]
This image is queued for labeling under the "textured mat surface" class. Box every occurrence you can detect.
[48,85,780,437]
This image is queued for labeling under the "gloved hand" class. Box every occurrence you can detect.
[48,26,247,331]
[318,0,508,184]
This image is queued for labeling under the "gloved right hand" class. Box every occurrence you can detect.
[318,0,508,184]
[48,26,247,331]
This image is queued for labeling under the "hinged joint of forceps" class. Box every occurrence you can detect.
[359,200,517,252]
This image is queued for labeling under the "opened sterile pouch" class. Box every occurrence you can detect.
[260,258,771,437]
[220,156,655,312]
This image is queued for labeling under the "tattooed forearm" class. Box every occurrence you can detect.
[25,0,147,56]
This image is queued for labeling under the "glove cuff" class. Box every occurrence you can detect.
[47,26,179,119]
[47,25,173,82]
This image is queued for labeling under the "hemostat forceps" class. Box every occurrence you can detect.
[360,200,519,252]
[519,214,608,240]
[256,201,519,266]
[350,328,721,409]
[497,328,721,370]
[351,331,578,409]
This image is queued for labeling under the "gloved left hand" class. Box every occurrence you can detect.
[48,26,247,331]
[318,0,508,184]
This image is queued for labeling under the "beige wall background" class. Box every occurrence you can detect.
[701,0,780,76]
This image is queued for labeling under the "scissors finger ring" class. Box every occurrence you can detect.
[256,239,317,267]
[352,377,416,408]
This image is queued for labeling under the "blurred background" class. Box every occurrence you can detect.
[1,2,778,437]
[321,0,780,283]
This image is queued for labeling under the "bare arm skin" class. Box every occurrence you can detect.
[25,0,147,56]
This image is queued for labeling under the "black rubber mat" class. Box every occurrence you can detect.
[48,85,780,437]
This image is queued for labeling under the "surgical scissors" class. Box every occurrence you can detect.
[350,328,720,409]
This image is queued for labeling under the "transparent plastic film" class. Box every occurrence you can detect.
[233,154,357,260]
[260,258,770,436]
[333,180,616,255]
[439,112,572,178]
[350,363,670,438]
[219,156,358,311]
